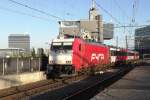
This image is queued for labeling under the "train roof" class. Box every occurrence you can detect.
[110,48,120,51]
[52,38,108,48]
[87,42,109,48]
[52,38,75,43]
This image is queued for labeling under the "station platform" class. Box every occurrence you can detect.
[91,64,150,100]
[0,71,46,90]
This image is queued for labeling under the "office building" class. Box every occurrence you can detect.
[135,25,150,58]
[8,34,30,53]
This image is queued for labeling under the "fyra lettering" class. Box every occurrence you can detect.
[91,53,104,61]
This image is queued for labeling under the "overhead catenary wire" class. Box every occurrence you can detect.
[0,6,53,22]
[95,0,140,49]
[95,0,131,39]
[113,0,130,21]
[114,24,148,28]
[6,0,144,29]
[113,0,133,34]
[95,1,122,25]
[8,0,64,20]
[95,1,135,30]
[1,6,146,29]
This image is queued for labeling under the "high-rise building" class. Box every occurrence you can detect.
[8,34,30,53]
[135,25,150,58]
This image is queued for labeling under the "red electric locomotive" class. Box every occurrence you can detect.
[47,38,139,77]
[72,38,110,72]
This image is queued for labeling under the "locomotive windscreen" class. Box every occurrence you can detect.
[51,42,72,50]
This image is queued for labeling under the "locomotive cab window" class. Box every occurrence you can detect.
[51,42,62,50]
[51,42,73,51]
[63,42,73,50]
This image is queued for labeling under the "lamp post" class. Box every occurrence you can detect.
[17,48,20,74]
[2,55,10,75]
[2,56,4,75]
[39,57,41,71]
[31,57,33,72]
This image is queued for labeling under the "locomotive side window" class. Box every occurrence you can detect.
[111,50,116,56]
[116,51,127,56]
[116,51,120,56]
[126,52,134,56]
[122,52,127,56]
[79,44,81,51]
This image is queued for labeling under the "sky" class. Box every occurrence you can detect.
[0,0,150,49]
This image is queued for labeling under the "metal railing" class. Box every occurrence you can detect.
[0,57,41,75]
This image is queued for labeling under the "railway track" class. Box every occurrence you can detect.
[62,66,134,100]
[0,75,88,100]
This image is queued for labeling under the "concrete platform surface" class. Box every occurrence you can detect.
[91,66,150,100]
[0,71,46,90]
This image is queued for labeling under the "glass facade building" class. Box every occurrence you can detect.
[135,25,150,58]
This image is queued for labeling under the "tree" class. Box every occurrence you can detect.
[31,48,36,57]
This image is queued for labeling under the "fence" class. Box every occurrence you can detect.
[0,57,41,75]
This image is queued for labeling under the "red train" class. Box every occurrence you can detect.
[47,38,139,77]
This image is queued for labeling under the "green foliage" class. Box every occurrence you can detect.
[31,48,36,57]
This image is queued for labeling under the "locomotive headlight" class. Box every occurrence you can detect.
[50,60,54,64]
[66,60,71,64]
